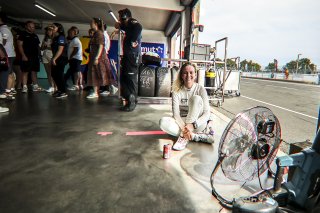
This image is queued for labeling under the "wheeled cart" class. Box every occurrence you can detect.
[215,69,241,97]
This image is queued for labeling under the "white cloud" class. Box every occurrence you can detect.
[199,0,320,67]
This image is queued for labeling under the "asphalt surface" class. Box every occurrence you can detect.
[215,78,320,144]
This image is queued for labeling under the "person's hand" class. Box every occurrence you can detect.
[182,126,192,141]
[114,22,120,29]
[52,59,56,66]
[93,59,98,65]
[131,41,138,48]
[22,55,28,61]
[185,123,194,132]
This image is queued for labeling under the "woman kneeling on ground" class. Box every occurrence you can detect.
[159,62,214,151]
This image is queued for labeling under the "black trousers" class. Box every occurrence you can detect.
[64,59,81,85]
[120,53,140,101]
[51,57,68,93]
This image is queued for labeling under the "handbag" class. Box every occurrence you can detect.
[0,44,8,71]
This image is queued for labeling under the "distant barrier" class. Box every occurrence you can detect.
[242,72,320,85]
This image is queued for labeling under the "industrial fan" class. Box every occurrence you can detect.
[210,106,282,211]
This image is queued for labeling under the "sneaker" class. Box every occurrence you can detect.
[192,133,214,144]
[100,90,110,96]
[86,93,99,99]
[10,89,17,95]
[52,91,61,97]
[110,85,118,95]
[172,136,189,151]
[0,106,9,113]
[0,94,6,99]
[67,85,79,91]
[46,87,54,93]
[32,85,41,91]
[5,93,15,100]
[22,86,28,93]
[56,92,68,98]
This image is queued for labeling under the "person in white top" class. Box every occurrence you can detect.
[0,12,16,100]
[103,24,110,54]
[102,24,118,95]
[41,25,55,93]
[159,62,214,150]
[66,26,82,90]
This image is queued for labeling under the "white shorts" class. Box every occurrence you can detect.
[42,50,53,64]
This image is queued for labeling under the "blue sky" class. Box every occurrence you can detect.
[199,0,320,69]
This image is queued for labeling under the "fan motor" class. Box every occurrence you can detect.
[257,119,275,134]
[251,138,270,159]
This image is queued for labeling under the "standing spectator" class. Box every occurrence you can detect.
[41,25,55,93]
[0,12,16,99]
[17,21,42,93]
[103,23,118,95]
[51,23,68,98]
[80,28,95,90]
[11,27,22,90]
[115,8,142,111]
[66,26,82,91]
[285,68,289,80]
[103,24,111,58]
[86,18,113,99]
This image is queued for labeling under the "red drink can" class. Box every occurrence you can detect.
[163,144,172,159]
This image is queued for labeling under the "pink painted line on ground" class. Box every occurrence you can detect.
[126,131,167,136]
[97,132,113,136]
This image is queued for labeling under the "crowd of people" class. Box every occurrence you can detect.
[0,8,143,113]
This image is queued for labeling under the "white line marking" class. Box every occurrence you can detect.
[265,85,299,90]
[243,82,299,90]
[242,82,258,85]
[242,78,320,88]
[241,95,317,120]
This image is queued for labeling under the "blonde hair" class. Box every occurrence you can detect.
[172,62,197,92]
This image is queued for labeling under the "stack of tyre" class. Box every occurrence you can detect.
[138,52,178,97]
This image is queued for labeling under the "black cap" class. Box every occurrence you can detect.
[119,8,131,20]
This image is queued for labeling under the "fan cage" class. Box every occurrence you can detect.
[218,106,281,182]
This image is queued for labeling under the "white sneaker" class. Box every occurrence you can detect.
[0,106,9,113]
[32,84,43,92]
[111,85,118,95]
[22,86,28,93]
[100,91,110,96]
[46,87,54,93]
[0,94,6,99]
[67,85,79,91]
[10,88,17,94]
[86,93,99,99]
[192,133,214,144]
[172,136,189,151]
[56,92,68,98]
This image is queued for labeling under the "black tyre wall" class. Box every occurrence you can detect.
[138,65,156,97]
[155,67,171,97]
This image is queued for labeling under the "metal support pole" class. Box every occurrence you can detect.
[117,32,123,99]
[223,38,228,102]
[296,53,301,74]
[214,37,228,103]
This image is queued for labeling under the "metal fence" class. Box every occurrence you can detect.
[242,72,320,85]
